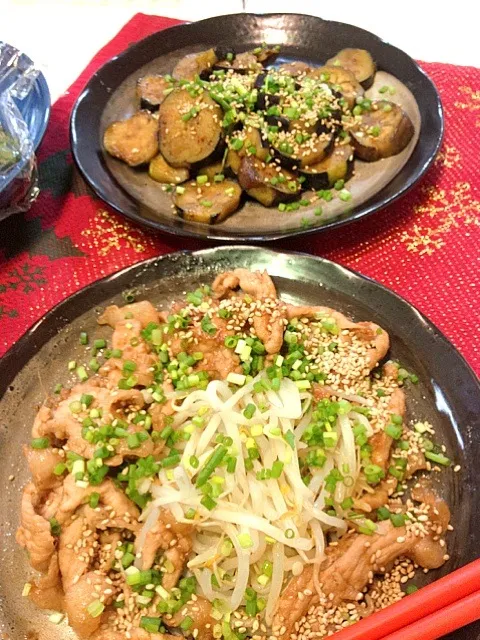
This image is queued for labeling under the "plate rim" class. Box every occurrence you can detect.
[0,245,477,395]
[69,12,444,243]
[1,247,479,640]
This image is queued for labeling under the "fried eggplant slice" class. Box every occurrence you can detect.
[278,61,313,76]
[103,111,159,166]
[172,48,217,81]
[226,149,241,175]
[272,131,335,169]
[197,161,225,181]
[326,48,376,89]
[136,75,173,111]
[173,179,242,223]
[299,142,354,189]
[148,153,189,184]
[307,65,364,109]
[350,100,414,161]
[246,185,281,206]
[237,155,301,199]
[251,44,280,64]
[159,89,223,167]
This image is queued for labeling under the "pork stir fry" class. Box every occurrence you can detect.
[103,44,414,224]
[18,270,452,640]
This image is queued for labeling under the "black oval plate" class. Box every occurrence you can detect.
[70,13,443,243]
[0,247,478,640]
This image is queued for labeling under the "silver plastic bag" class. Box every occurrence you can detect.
[0,43,40,219]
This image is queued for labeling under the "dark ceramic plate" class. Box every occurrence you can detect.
[70,13,443,242]
[0,247,478,640]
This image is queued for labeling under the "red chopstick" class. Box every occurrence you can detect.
[329,558,480,640]
[379,590,480,640]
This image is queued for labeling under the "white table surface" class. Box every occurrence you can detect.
[3,0,479,103]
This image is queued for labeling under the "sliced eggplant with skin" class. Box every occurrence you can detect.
[272,131,335,169]
[103,111,159,166]
[136,75,172,111]
[265,115,290,130]
[158,89,223,167]
[251,44,280,64]
[149,153,189,184]
[173,179,242,223]
[232,52,263,73]
[350,100,414,161]
[278,61,312,76]
[214,52,262,75]
[197,161,224,181]
[255,92,280,111]
[326,49,376,89]
[299,143,354,189]
[237,155,301,198]
[242,127,269,162]
[172,49,217,81]
[254,73,267,89]
[225,149,241,175]
[214,46,236,61]
[246,185,281,206]
[306,66,364,110]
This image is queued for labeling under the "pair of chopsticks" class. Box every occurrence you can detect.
[330,558,480,640]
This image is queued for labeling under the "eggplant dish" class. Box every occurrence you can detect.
[103,45,415,224]
[18,268,453,640]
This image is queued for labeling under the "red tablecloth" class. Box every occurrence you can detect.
[0,14,479,375]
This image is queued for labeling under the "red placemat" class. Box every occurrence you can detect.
[0,13,479,375]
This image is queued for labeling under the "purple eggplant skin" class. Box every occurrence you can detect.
[271,132,335,171]
[265,115,290,130]
[214,45,236,60]
[299,143,355,190]
[255,92,281,111]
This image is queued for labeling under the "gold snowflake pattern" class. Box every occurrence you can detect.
[401,181,480,255]
[433,144,460,169]
[454,86,480,126]
[81,209,155,256]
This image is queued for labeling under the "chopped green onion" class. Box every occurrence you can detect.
[31,437,50,450]
[358,518,377,536]
[49,518,61,536]
[243,403,256,419]
[196,446,228,488]
[79,332,88,345]
[238,533,253,548]
[338,189,352,202]
[89,357,100,372]
[425,452,451,466]
[377,506,391,521]
[230,138,244,151]
[390,513,406,528]
[180,616,194,631]
[87,600,105,618]
[140,616,161,633]
[284,430,295,450]
[271,460,284,478]
[76,366,88,382]
[405,584,418,595]
[200,495,217,511]
[385,423,403,439]
[364,463,385,485]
